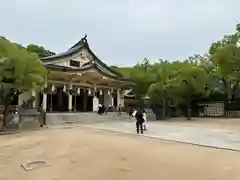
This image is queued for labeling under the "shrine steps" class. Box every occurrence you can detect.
[46,112,130,126]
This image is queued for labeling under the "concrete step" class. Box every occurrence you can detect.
[46,112,130,126]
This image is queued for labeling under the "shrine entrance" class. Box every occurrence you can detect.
[46,87,68,112]
[72,89,93,112]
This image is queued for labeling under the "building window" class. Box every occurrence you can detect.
[70,60,80,67]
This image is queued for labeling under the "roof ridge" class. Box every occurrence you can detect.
[68,35,88,50]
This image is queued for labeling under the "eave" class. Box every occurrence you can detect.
[44,63,135,85]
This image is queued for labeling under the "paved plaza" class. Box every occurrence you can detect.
[76,120,240,151]
[45,113,240,151]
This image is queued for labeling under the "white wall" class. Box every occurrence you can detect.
[45,48,94,68]
[18,91,32,106]
[117,89,125,108]
[103,89,112,105]
[55,60,69,67]
[120,96,125,108]
[72,49,94,66]
[92,97,99,111]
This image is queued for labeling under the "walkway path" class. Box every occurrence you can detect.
[80,121,240,151]
[46,113,240,151]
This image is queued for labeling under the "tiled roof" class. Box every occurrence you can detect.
[41,35,124,78]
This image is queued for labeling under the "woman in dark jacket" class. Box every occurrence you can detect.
[135,109,144,134]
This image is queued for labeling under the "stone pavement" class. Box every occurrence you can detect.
[46,113,240,151]
[80,120,240,151]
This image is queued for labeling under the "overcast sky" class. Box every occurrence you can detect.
[0,0,239,66]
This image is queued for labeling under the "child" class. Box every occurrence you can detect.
[142,109,148,131]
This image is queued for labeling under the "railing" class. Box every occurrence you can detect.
[199,112,224,117]
[0,105,46,127]
[199,110,240,118]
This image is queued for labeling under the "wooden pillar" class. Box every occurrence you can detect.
[42,84,47,112]
[68,84,73,112]
[83,89,87,111]
[74,95,77,112]
[120,89,125,108]
[117,88,121,106]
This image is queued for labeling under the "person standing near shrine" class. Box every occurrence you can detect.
[135,109,144,134]
[117,104,122,116]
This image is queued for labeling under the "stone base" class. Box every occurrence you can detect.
[145,108,156,120]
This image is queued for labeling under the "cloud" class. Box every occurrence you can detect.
[0,0,240,66]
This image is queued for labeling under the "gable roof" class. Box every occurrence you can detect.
[41,35,124,78]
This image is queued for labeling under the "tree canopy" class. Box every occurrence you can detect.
[114,23,240,119]
[0,37,46,130]
[26,44,55,58]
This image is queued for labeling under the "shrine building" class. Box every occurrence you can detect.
[18,36,135,112]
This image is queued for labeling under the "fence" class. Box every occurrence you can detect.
[198,102,240,118]
[225,111,240,117]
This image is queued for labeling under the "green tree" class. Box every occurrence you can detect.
[26,44,55,58]
[209,23,240,112]
[176,62,209,119]
[131,58,155,102]
[147,60,209,119]
[113,58,155,102]
[111,66,133,78]
[0,37,46,130]
[147,61,180,119]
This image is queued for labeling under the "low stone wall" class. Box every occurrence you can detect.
[225,111,240,117]
[199,102,224,117]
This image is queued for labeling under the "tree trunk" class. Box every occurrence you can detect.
[231,81,239,102]
[223,92,229,117]
[162,100,166,119]
[222,78,229,117]
[187,100,191,120]
[1,100,10,131]
[165,100,170,119]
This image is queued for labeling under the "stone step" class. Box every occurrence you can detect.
[46,112,131,126]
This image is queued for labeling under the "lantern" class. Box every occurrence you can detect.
[77,88,80,94]
[88,89,91,95]
[51,84,55,92]
[63,85,66,92]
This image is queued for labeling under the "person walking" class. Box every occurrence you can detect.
[135,109,144,134]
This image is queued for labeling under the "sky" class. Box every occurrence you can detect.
[0,0,240,66]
